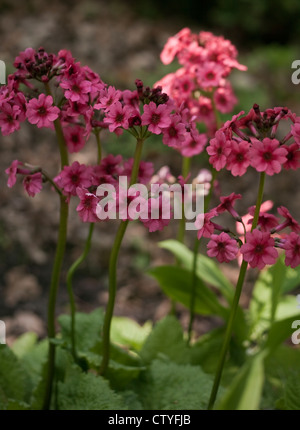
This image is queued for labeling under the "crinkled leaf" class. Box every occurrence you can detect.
[57,365,127,410]
[110,317,152,351]
[136,358,216,410]
[139,316,190,365]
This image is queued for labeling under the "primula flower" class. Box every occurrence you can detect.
[207,130,232,171]
[207,232,239,263]
[216,193,242,219]
[274,206,300,234]
[60,75,92,103]
[56,161,92,196]
[140,196,171,232]
[5,160,22,187]
[291,122,300,146]
[162,114,187,148]
[283,143,300,170]
[180,127,207,157]
[64,125,86,153]
[213,86,237,114]
[240,229,278,269]
[196,62,224,89]
[76,187,99,223]
[0,103,22,135]
[23,173,43,197]
[103,101,133,133]
[226,140,251,176]
[283,232,300,268]
[94,86,121,112]
[195,209,218,239]
[123,159,154,185]
[26,94,60,128]
[141,101,171,134]
[249,138,288,175]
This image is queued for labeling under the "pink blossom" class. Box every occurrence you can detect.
[103,101,133,132]
[195,209,218,239]
[141,101,171,134]
[207,130,232,171]
[64,125,86,153]
[5,160,22,187]
[26,94,60,128]
[160,36,180,64]
[217,193,242,219]
[283,232,300,268]
[249,138,288,175]
[240,229,278,269]
[162,114,187,148]
[76,187,99,222]
[283,143,300,170]
[23,173,43,197]
[0,103,21,135]
[274,206,300,234]
[291,122,300,146]
[60,75,92,103]
[140,196,171,232]
[123,159,154,185]
[196,62,224,88]
[180,126,207,157]
[95,86,121,112]
[207,232,239,263]
[56,161,93,196]
[213,86,237,114]
[226,140,251,176]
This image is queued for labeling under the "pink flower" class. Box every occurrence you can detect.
[96,154,123,177]
[226,140,251,176]
[195,209,218,239]
[64,125,86,153]
[103,101,133,132]
[291,122,300,146]
[283,232,300,268]
[23,173,43,197]
[56,161,92,196]
[0,103,21,135]
[76,187,99,222]
[273,206,300,234]
[60,75,92,103]
[26,94,60,128]
[140,196,171,232]
[5,160,22,188]
[196,62,224,88]
[213,86,237,114]
[162,114,187,148]
[283,143,300,170]
[207,232,239,263]
[180,127,207,157]
[217,193,242,218]
[207,130,232,171]
[240,229,278,270]
[141,101,171,134]
[123,159,154,185]
[249,138,287,175]
[95,86,121,112]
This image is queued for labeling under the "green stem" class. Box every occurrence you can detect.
[42,196,69,410]
[187,169,217,343]
[65,132,102,361]
[176,156,191,245]
[207,172,266,410]
[66,223,95,360]
[42,81,69,410]
[99,138,144,375]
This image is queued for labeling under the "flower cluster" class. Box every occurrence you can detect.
[195,193,300,269]
[155,28,246,140]
[207,105,300,176]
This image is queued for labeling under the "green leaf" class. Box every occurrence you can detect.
[265,316,300,352]
[110,317,152,351]
[148,265,228,319]
[11,332,38,358]
[58,307,104,353]
[139,315,190,365]
[159,239,234,302]
[216,351,266,410]
[282,370,300,410]
[0,345,31,408]
[136,358,216,410]
[57,365,127,410]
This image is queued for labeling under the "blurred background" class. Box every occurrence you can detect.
[1,0,300,344]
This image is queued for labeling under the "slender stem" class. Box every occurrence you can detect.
[42,81,69,410]
[99,138,144,375]
[176,156,191,245]
[66,223,95,360]
[42,196,69,410]
[65,132,102,361]
[207,172,266,410]
[187,169,217,343]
